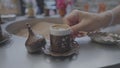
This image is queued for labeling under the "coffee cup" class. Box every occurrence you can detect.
[50,24,73,53]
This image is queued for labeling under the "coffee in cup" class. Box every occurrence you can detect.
[50,24,73,53]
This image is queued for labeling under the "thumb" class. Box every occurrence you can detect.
[63,10,82,26]
[70,19,86,32]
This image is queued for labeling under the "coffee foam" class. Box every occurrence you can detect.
[50,24,72,36]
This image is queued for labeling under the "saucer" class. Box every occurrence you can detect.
[88,32,120,45]
[42,40,80,57]
[0,33,11,44]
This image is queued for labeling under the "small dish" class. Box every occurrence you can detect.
[88,32,120,45]
[42,41,80,57]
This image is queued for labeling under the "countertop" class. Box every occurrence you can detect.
[0,16,120,68]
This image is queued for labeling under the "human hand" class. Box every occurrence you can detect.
[63,10,108,37]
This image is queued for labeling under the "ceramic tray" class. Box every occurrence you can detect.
[0,33,11,44]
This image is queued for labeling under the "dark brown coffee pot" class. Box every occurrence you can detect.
[25,24,46,53]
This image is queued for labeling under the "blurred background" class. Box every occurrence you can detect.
[0,0,120,19]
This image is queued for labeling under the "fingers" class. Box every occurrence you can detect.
[63,17,70,26]
[70,19,85,32]
[71,31,88,38]
[68,19,87,38]
[70,20,88,37]
[77,31,88,37]
[63,10,98,37]
[63,10,81,26]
